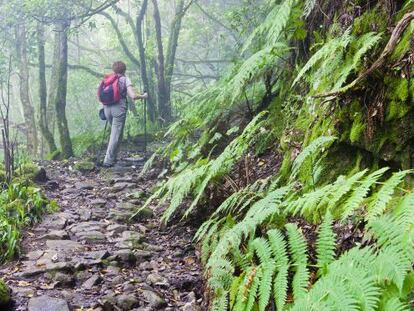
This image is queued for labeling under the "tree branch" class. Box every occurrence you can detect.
[100,11,141,68]
[30,62,102,78]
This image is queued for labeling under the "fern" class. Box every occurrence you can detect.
[303,0,316,18]
[340,167,389,221]
[286,223,309,299]
[273,265,289,310]
[290,135,336,180]
[242,0,297,52]
[316,211,336,274]
[292,30,352,87]
[367,170,411,220]
[381,298,410,311]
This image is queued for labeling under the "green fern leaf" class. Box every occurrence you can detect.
[286,223,308,265]
[316,211,336,274]
[291,136,337,180]
[367,170,411,220]
[380,298,410,311]
[267,229,289,266]
[258,263,276,311]
[341,167,389,221]
[273,265,289,310]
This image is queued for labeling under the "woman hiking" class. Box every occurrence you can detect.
[98,61,148,168]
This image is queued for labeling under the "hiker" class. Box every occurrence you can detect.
[98,61,148,168]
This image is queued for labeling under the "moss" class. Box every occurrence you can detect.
[47,150,62,161]
[0,279,10,306]
[74,160,95,173]
[353,7,388,35]
[390,20,414,62]
[349,113,366,143]
[134,207,154,220]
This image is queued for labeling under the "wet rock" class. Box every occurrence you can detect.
[142,290,167,309]
[46,240,83,251]
[70,221,104,234]
[41,230,69,240]
[107,224,127,235]
[75,182,95,190]
[109,209,134,222]
[121,231,144,243]
[146,273,169,287]
[111,182,135,193]
[28,295,70,311]
[18,261,73,278]
[100,293,116,310]
[0,279,10,306]
[77,230,106,242]
[82,274,102,289]
[113,250,137,264]
[111,276,124,285]
[134,207,154,220]
[90,199,107,207]
[25,250,44,261]
[75,270,92,282]
[74,161,95,173]
[104,265,120,277]
[53,272,74,287]
[116,294,139,310]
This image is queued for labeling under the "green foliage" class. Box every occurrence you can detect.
[137,112,267,223]
[0,279,10,306]
[0,183,57,262]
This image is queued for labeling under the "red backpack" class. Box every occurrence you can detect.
[98,73,122,105]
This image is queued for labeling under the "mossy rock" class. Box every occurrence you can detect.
[134,207,154,220]
[74,161,95,173]
[0,279,10,306]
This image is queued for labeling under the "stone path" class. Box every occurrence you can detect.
[0,158,203,311]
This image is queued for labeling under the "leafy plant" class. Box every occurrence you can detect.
[0,183,56,262]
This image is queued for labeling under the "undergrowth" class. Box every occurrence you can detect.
[136,0,414,309]
[0,183,58,262]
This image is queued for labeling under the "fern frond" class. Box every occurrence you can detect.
[252,237,273,264]
[258,263,276,311]
[292,263,310,300]
[367,170,411,220]
[245,266,263,311]
[303,0,316,18]
[286,223,308,265]
[341,167,389,221]
[316,211,336,274]
[381,297,410,311]
[273,265,289,310]
[374,246,411,291]
[267,229,289,266]
[242,0,296,52]
[333,32,382,90]
[291,136,337,179]
[292,30,351,87]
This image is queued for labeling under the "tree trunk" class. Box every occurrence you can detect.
[152,0,170,123]
[37,22,57,155]
[165,0,186,107]
[54,22,73,158]
[48,28,61,138]
[15,24,39,156]
[136,0,156,122]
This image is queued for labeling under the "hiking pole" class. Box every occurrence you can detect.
[96,120,108,165]
[143,95,147,154]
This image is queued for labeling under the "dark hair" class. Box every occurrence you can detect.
[112,61,127,75]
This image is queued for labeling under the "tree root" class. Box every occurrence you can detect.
[315,11,414,100]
